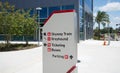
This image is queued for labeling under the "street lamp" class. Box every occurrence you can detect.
[36,7,42,46]
[107,22,110,45]
[116,23,120,38]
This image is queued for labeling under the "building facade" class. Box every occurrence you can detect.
[1,0,93,40]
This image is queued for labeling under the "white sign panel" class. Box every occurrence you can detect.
[43,10,78,73]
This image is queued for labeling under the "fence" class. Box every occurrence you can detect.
[0,34,36,41]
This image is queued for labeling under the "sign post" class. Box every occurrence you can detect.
[43,10,78,73]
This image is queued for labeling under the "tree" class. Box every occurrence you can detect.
[10,9,37,45]
[95,11,110,39]
[0,1,37,45]
[0,12,3,34]
[19,9,37,45]
[0,1,15,44]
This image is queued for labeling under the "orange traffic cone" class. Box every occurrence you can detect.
[103,39,106,46]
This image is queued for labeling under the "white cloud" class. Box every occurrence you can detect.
[109,16,120,29]
[93,6,99,17]
[93,12,97,17]
[114,17,120,21]
[99,2,120,12]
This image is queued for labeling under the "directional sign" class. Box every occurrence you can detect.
[43,10,78,73]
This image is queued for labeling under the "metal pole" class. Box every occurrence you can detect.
[36,7,42,46]
[84,21,86,40]
[38,11,40,46]
[108,23,110,45]
[36,25,37,41]
[118,24,120,39]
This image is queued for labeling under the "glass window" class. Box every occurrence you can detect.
[40,7,47,18]
[48,6,60,15]
[79,0,83,6]
[62,5,74,10]
[85,0,92,11]
[80,22,84,32]
[40,19,47,23]
[29,8,34,17]
[79,8,83,18]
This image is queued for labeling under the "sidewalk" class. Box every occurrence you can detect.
[78,40,120,73]
[0,40,120,73]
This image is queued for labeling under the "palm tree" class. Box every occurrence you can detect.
[95,11,110,39]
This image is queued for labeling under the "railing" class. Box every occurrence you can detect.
[0,34,36,41]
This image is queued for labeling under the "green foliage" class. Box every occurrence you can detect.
[95,11,110,40]
[100,28,109,34]
[95,11,110,25]
[0,44,37,51]
[0,1,37,45]
[93,27,116,40]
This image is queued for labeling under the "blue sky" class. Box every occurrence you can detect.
[93,0,120,29]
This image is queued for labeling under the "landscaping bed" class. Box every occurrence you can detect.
[0,44,38,52]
